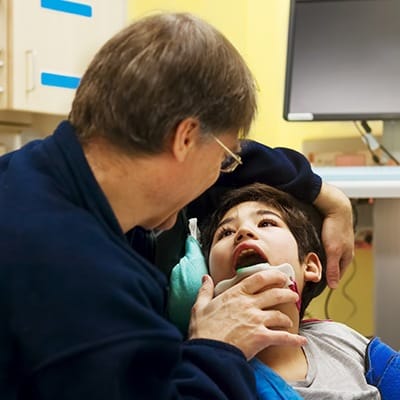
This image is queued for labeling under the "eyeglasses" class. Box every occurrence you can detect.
[212,135,243,173]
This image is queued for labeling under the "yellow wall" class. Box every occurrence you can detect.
[127,0,375,335]
[306,248,374,337]
[128,0,248,57]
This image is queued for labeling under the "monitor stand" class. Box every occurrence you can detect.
[381,120,400,164]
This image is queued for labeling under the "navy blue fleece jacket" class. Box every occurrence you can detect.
[0,121,320,399]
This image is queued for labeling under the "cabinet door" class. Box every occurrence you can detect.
[0,0,9,110]
[4,0,126,115]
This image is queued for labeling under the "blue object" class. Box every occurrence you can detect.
[365,336,400,400]
[250,358,304,399]
[41,73,80,89]
[0,120,259,399]
[41,0,92,17]
[168,235,207,334]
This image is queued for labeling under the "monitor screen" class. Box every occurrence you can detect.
[284,0,400,121]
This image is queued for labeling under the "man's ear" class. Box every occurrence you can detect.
[171,117,200,162]
[303,252,322,283]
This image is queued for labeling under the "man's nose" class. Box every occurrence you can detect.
[234,227,257,243]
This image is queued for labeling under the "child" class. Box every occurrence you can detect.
[198,183,398,400]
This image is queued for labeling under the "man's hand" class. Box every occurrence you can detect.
[188,271,306,360]
[313,182,354,288]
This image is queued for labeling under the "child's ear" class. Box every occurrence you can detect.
[303,252,322,283]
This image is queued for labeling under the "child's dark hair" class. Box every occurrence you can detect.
[200,183,327,319]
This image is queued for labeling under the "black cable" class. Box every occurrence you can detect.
[324,199,359,321]
[341,258,358,322]
[353,121,381,165]
[324,287,333,320]
[361,120,371,133]
[323,259,358,322]
[379,143,400,165]
[361,120,400,165]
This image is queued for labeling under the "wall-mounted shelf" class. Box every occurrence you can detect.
[313,166,400,198]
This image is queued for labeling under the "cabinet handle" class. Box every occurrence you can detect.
[25,50,36,93]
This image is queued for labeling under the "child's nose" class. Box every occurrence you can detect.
[234,227,257,243]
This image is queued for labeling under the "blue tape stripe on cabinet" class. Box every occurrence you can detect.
[41,0,92,17]
[41,72,80,89]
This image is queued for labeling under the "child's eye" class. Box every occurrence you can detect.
[258,219,278,228]
[216,227,235,241]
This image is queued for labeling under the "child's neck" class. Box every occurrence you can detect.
[256,305,307,382]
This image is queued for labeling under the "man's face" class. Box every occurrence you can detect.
[209,201,304,287]
[150,132,241,232]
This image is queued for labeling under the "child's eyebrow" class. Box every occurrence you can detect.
[216,217,235,230]
[216,209,283,230]
[255,209,282,219]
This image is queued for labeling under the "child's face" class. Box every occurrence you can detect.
[209,201,304,288]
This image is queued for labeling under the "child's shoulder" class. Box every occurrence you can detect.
[300,319,369,349]
[301,318,355,334]
[301,318,336,328]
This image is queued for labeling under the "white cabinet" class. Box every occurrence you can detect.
[0,0,126,115]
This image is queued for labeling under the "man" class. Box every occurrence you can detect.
[0,12,353,399]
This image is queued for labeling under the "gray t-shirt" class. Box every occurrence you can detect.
[291,320,380,399]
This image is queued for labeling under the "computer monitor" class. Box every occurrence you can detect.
[284,0,400,121]
[283,0,400,156]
